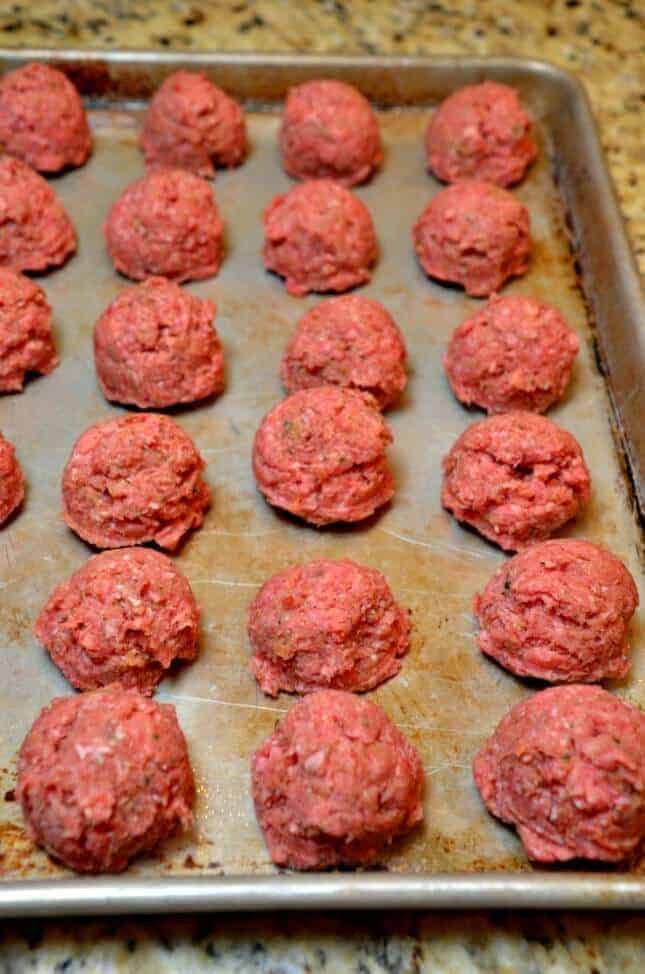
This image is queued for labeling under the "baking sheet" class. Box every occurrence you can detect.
[0,51,642,913]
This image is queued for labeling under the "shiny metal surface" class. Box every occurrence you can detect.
[0,50,642,915]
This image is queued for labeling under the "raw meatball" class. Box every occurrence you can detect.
[0,61,92,173]
[94,277,225,408]
[253,386,394,526]
[263,179,377,296]
[35,548,200,694]
[442,412,591,551]
[281,294,407,409]
[140,70,247,177]
[249,559,410,696]
[62,413,210,551]
[474,540,639,683]
[104,169,224,283]
[252,689,424,869]
[17,687,194,873]
[0,430,24,525]
[473,685,645,863]
[413,181,531,297]
[444,294,579,414]
[0,156,76,273]
[280,79,382,186]
[426,81,537,187]
[0,267,58,392]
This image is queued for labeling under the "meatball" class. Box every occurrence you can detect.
[473,685,645,863]
[104,169,224,283]
[474,540,639,683]
[0,61,92,173]
[94,277,225,409]
[140,70,247,178]
[0,267,58,393]
[0,430,24,525]
[413,181,531,297]
[441,412,591,551]
[35,548,200,694]
[252,386,394,526]
[281,295,407,410]
[279,79,382,187]
[425,81,537,187]
[252,689,424,869]
[62,413,210,551]
[249,559,410,696]
[17,687,194,873]
[444,294,579,414]
[0,156,76,273]
[262,180,377,296]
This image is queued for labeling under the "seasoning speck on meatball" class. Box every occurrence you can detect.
[62,413,210,551]
[442,412,591,551]
[249,559,410,696]
[0,267,58,393]
[36,547,200,694]
[0,430,24,526]
[252,689,424,869]
[473,685,645,863]
[17,687,195,873]
[253,386,394,526]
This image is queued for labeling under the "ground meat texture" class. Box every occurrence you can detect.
[104,169,224,283]
[94,277,225,409]
[473,685,645,863]
[35,548,200,695]
[413,181,531,298]
[0,156,76,273]
[281,295,407,410]
[441,412,591,552]
[425,81,537,187]
[62,413,210,551]
[474,540,639,684]
[140,70,247,178]
[0,62,92,173]
[252,689,424,869]
[279,79,382,187]
[17,687,194,873]
[252,386,394,526]
[263,180,377,296]
[444,294,579,414]
[0,431,24,525]
[249,559,410,696]
[0,267,58,392]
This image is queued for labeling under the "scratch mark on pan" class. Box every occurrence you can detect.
[379,527,490,561]
[165,693,288,715]
[424,764,471,776]
[199,529,275,539]
[191,578,259,588]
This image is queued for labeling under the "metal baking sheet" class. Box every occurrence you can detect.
[0,51,642,915]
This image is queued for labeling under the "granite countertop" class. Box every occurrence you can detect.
[0,2,643,971]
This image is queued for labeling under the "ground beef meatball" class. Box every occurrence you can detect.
[413,181,531,297]
[35,548,200,694]
[253,386,394,526]
[0,156,76,273]
[473,685,645,863]
[252,689,424,869]
[444,294,579,414]
[62,413,210,551]
[442,412,591,552]
[280,295,407,410]
[0,61,92,173]
[94,277,225,408]
[0,430,24,525]
[249,559,410,696]
[263,180,377,296]
[279,79,382,187]
[140,70,247,177]
[474,540,639,683]
[0,267,58,392]
[425,81,537,187]
[104,169,224,283]
[17,687,194,873]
